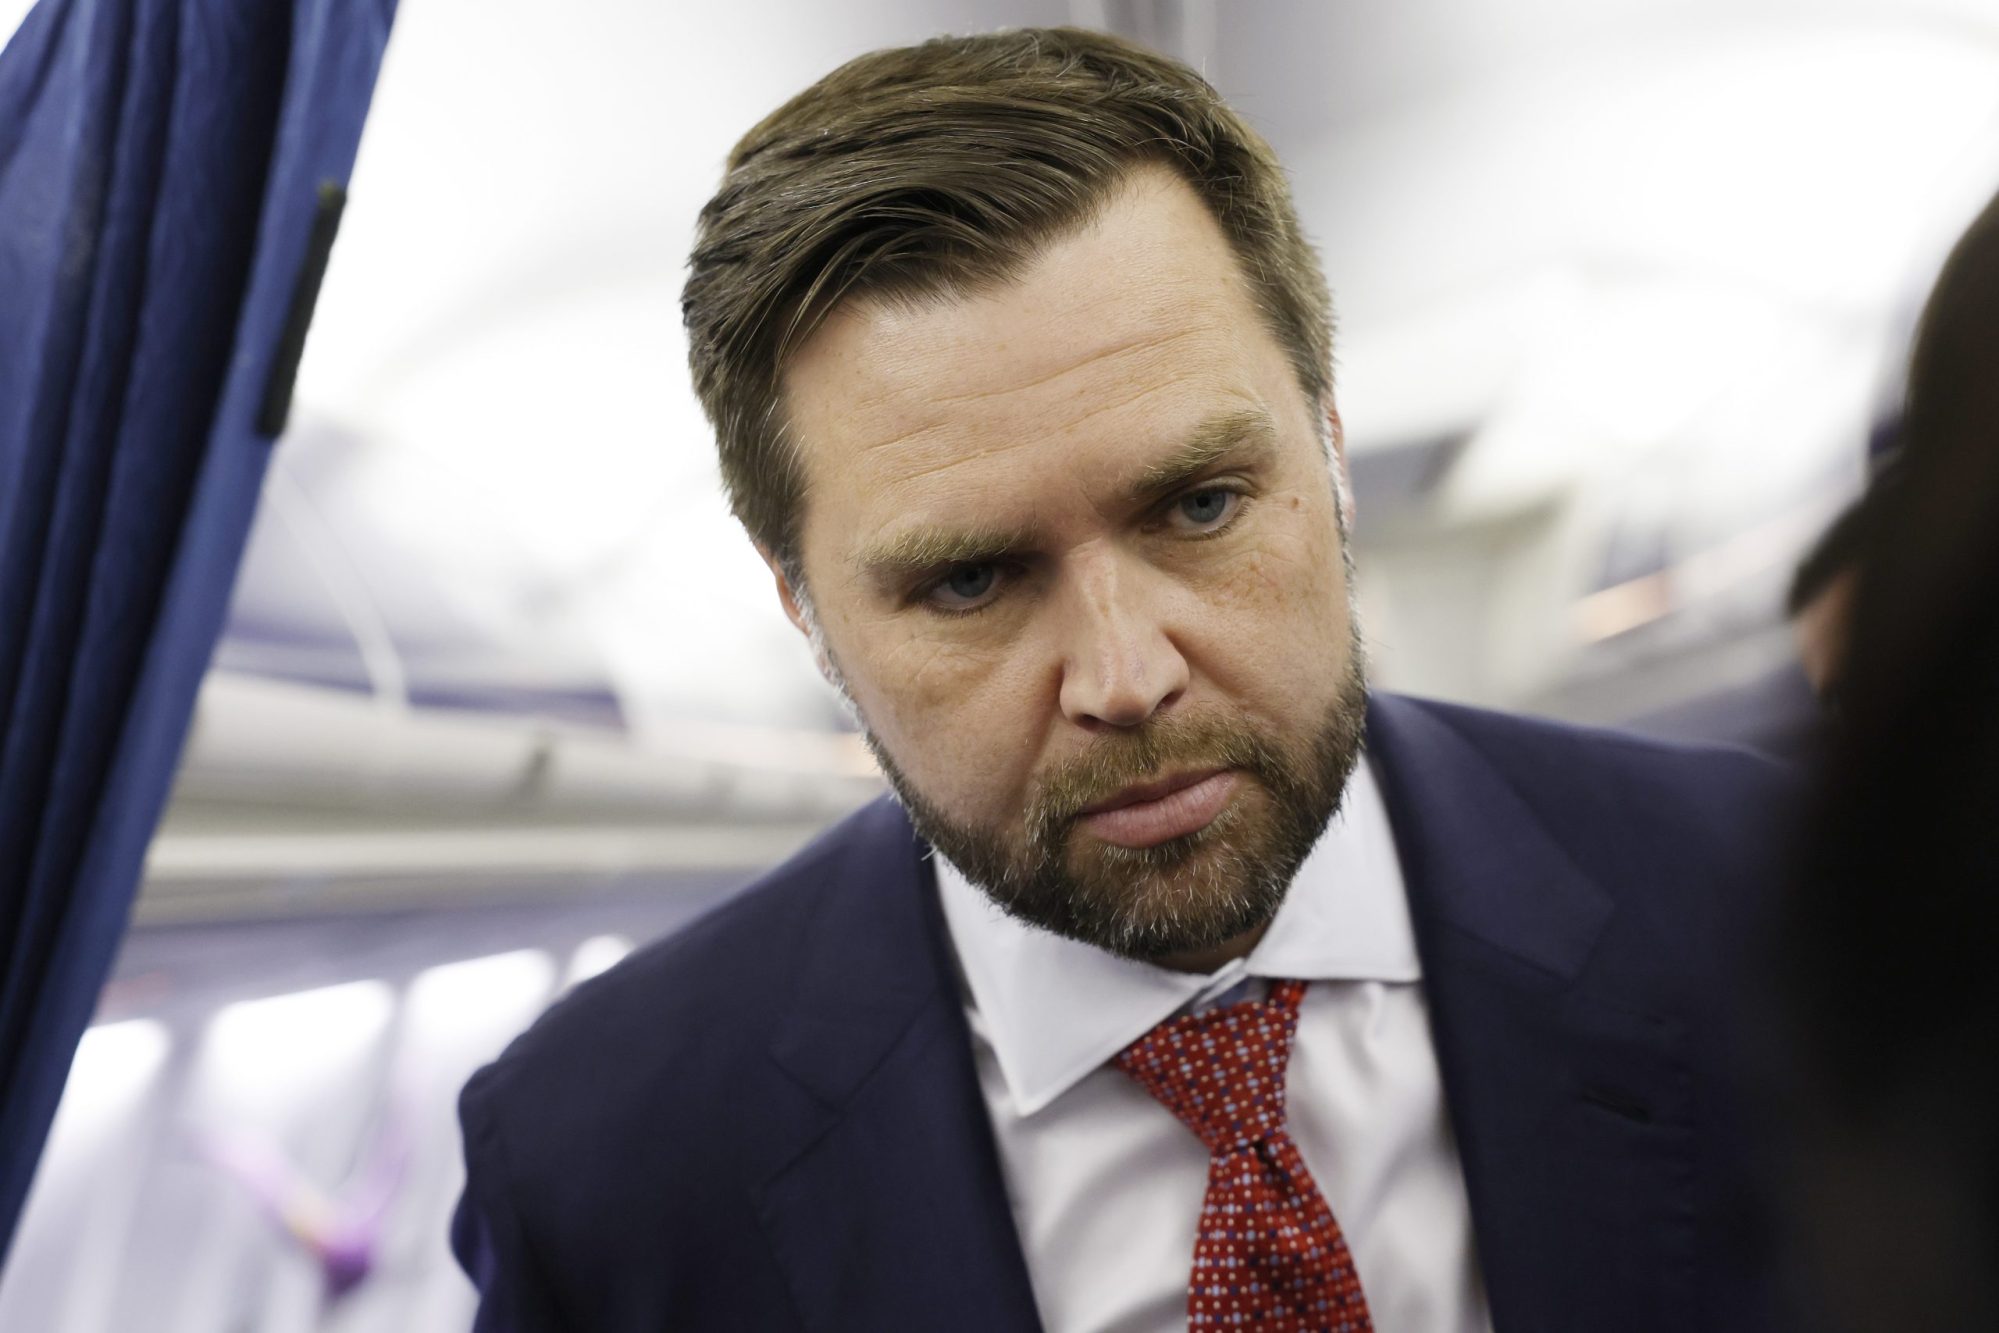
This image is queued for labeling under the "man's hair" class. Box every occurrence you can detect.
[682,26,1335,583]
[1787,491,1872,618]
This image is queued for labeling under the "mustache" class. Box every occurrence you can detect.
[1026,714,1278,835]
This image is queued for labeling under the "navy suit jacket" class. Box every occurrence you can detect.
[453,694,1798,1331]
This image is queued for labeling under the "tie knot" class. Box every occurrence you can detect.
[1115,979,1307,1156]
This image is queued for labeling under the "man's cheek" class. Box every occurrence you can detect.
[863,639,1015,751]
[874,624,996,695]
[1241,508,1339,596]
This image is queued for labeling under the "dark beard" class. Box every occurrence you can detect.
[866,655,1368,963]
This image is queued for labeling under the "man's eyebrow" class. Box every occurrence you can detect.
[1126,409,1279,504]
[856,522,1039,586]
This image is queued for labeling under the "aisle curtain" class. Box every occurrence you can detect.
[0,0,398,1262]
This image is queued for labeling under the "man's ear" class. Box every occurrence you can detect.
[759,545,852,696]
[1324,398,1357,532]
[758,545,813,640]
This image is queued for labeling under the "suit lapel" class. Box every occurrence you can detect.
[1366,695,1698,1333]
[752,800,1043,1333]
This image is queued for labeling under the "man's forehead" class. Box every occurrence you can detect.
[783,171,1262,452]
[807,322,1239,499]
[794,281,1234,451]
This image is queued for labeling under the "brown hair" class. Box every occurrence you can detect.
[682,26,1334,582]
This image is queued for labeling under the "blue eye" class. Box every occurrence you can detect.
[1176,488,1237,529]
[946,565,995,598]
[926,562,1001,611]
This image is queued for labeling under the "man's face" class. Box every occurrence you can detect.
[1794,567,1856,701]
[775,167,1366,965]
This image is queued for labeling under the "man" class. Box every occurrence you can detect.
[1787,484,1882,705]
[453,28,1794,1332]
[1787,415,1901,708]
[1628,452,1895,761]
[1623,496,1864,761]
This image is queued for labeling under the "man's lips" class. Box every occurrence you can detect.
[1079,768,1227,814]
[1077,769,1241,848]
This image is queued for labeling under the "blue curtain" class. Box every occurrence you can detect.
[0,0,397,1261]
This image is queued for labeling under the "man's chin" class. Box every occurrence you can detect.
[1046,805,1296,960]
[1090,892,1285,965]
[1066,898,1284,967]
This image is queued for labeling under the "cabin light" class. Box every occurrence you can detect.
[564,935,632,988]
[198,981,394,1116]
[404,949,556,1045]
[48,1019,172,1145]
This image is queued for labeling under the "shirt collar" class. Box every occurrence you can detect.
[934,758,1420,1116]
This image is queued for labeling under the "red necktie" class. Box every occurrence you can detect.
[1115,979,1375,1332]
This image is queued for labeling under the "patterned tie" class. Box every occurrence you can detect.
[1115,979,1374,1332]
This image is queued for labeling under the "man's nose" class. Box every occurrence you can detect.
[1055,554,1190,730]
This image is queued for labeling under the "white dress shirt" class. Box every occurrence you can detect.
[935,760,1495,1333]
